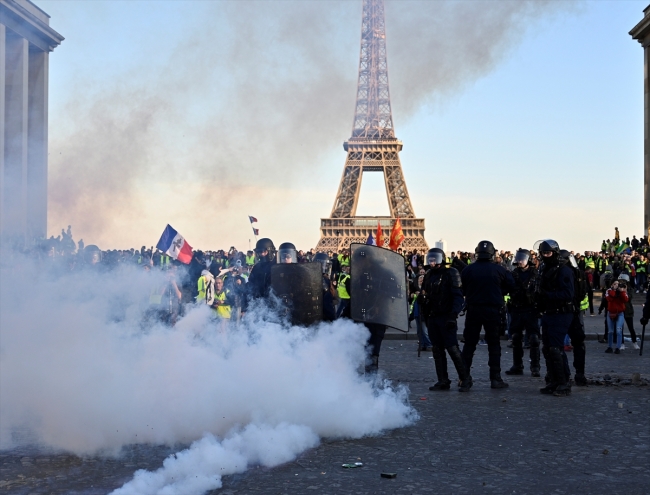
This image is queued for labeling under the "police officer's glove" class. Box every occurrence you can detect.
[445,319,457,330]
[641,317,649,326]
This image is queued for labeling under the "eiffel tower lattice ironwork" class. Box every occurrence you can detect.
[315,0,428,253]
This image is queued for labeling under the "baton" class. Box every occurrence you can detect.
[640,324,646,357]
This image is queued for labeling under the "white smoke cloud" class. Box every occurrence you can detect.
[0,254,416,494]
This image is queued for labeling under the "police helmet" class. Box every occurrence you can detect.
[534,239,560,254]
[255,238,276,262]
[426,248,445,266]
[475,240,496,260]
[559,249,578,269]
[537,239,560,264]
[83,245,102,265]
[277,242,298,264]
[314,252,331,274]
[514,248,530,266]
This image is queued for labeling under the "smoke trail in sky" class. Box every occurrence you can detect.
[47,0,578,248]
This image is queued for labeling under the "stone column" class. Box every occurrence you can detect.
[630,7,650,238]
[27,48,48,240]
[3,31,29,243]
[646,41,650,238]
[0,24,5,236]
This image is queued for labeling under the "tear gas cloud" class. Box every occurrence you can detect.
[47,0,577,249]
[0,254,416,494]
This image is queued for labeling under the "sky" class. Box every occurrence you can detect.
[41,0,647,253]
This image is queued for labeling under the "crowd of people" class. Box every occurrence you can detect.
[6,226,648,396]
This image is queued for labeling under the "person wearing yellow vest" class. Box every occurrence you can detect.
[338,250,350,268]
[197,269,215,306]
[336,265,351,318]
[245,250,256,267]
[212,277,233,319]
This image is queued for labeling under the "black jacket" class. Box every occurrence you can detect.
[419,267,464,318]
[461,259,515,308]
[243,260,275,311]
[538,263,575,313]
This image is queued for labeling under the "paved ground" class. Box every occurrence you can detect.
[1,339,648,495]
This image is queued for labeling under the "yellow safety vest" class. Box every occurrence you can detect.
[584,257,595,269]
[579,294,589,311]
[337,273,350,299]
[338,254,350,267]
[197,276,210,302]
[246,255,256,266]
[214,291,231,319]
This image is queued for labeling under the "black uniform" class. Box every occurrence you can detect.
[538,262,574,396]
[243,259,275,311]
[419,266,470,391]
[460,260,515,384]
[506,266,541,375]
[566,265,587,385]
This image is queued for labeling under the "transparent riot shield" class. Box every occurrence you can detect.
[270,262,323,326]
[349,243,408,332]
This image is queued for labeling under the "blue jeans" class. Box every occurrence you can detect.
[336,298,350,319]
[416,315,432,347]
[607,313,624,349]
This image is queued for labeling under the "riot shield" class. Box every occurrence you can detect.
[270,263,323,326]
[349,243,409,332]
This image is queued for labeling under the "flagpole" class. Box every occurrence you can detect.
[248,216,259,243]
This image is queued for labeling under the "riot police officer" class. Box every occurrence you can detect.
[537,240,574,397]
[460,240,515,389]
[505,249,541,377]
[559,249,587,386]
[244,238,276,311]
[419,248,471,392]
[314,252,336,321]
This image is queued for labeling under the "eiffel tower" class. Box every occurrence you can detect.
[315,0,428,253]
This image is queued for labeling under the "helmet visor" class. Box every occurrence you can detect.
[426,251,444,265]
[567,254,578,269]
[277,248,297,264]
[514,251,530,265]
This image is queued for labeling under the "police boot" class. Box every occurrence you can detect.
[542,345,551,384]
[528,333,541,377]
[447,345,471,392]
[551,347,571,397]
[506,335,524,375]
[429,346,451,391]
[573,343,587,386]
[365,355,379,374]
[489,369,509,389]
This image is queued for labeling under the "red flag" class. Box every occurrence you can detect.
[376,222,384,248]
[389,218,405,251]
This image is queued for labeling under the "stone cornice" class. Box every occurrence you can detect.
[0,0,63,52]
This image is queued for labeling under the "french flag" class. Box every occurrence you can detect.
[249,216,258,223]
[366,232,376,245]
[156,224,193,264]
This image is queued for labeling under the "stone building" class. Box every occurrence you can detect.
[631,6,650,238]
[0,0,62,245]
